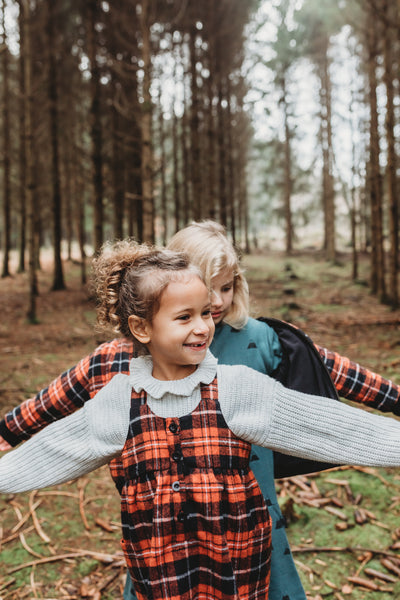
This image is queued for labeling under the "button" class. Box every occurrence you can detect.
[172,449,182,462]
[177,510,186,522]
[169,422,178,434]
[172,481,180,492]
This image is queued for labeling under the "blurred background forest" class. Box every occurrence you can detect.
[0,0,399,319]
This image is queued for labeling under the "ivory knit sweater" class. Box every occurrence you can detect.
[0,351,400,494]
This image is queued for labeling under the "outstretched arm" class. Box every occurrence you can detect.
[219,364,400,468]
[0,374,132,494]
[316,345,400,414]
[0,339,133,449]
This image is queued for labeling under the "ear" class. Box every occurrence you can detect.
[128,315,152,345]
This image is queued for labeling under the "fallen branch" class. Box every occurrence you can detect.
[10,501,40,534]
[7,552,87,574]
[19,531,44,559]
[36,490,79,499]
[363,567,398,583]
[2,524,35,545]
[292,545,400,560]
[78,480,90,531]
[29,491,51,543]
[7,548,123,574]
[348,575,379,591]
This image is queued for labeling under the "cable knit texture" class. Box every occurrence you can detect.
[1,352,400,494]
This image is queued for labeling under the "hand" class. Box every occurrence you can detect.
[0,438,12,451]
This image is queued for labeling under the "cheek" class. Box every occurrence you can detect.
[224,291,234,307]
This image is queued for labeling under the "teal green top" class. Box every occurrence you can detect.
[210,318,306,600]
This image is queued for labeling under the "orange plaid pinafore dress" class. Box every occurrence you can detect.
[119,377,272,600]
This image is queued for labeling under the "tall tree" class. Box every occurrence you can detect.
[17,1,26,273]
[263,0,301,254]
[139,0,154,243]
[382,0,399,306]
[296,0,344,261]
[47,0,65,290]
[1,0,11,278]
[19,0,38,322]
[86,0,104,253]
[365,1,386,300]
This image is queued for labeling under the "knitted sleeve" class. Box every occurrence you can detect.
[0,374,132,494]
[0,339,133,447]
[316,346,400,415]
[218,364,400,468]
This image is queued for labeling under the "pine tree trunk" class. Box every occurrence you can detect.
[383,0,398,306]
[226,90,236,244]
[87,0,104,253]
[112,104,125,241]
[17,5,26,273]
[171,50,181,234]
[318,43,336,261]
[189,25,201,221]
[181,64,190,225]
[20,0,38,322]
[205,47,216,221]
[47,0,65,290]
[282,77,293,255]
[366,7,386,300]
[157,88,167,245]
[139,0,154,243]
[1,0,11,278]
[216,66,227,227]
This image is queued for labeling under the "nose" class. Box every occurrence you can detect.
[193,316,211,335]
[211,290,223,308]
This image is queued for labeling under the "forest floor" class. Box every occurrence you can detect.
[0,249,400,599]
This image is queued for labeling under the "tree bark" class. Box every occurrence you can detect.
[366,5,386,300]
[382,0,398,306]
[47,0,65,290]
[282,76,293,255]
[1,0,11,278]
[139,0,154,243]
[318,39,336,261]
[189,25,201,221]
[20,0,38,322]
[17,4,26,273]
[87,0,104,254]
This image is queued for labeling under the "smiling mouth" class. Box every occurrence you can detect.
[184,341,207,349]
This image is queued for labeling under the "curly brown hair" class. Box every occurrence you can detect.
[92,239,203,353]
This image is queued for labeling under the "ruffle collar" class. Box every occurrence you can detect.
[129,350,217,399]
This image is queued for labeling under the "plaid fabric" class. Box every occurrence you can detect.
[4,339,134,441]
[317,346,400,415]
[120,378,271,600]
[2,336,400,447]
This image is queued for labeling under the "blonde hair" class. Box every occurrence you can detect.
[92,239,202,354]
[168,221,249,329]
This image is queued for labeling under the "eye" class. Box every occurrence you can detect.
[222,284,233,293]
[177,314,190,321]
[202,308,212,317]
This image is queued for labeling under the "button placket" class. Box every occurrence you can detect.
[166,418,187,522]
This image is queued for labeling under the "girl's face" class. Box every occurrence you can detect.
[130,275,215,381]
[210,269,235,325]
